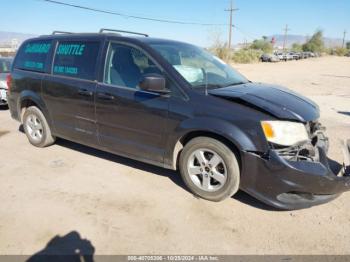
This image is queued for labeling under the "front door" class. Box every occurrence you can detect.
[96,42,169,165]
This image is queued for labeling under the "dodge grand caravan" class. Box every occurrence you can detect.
[8,29,350,210]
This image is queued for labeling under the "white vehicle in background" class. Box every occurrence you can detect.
[275,52,294,62]
[275,52,287,61]
[0,57,13,106]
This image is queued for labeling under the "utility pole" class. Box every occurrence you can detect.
[283,24,291,51]
[342,30,347,48]
[225,0,239,49]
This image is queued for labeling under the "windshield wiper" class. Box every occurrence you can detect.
[221,82,247,88]
[192,84,222,89]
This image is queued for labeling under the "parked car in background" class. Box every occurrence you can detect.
[288,52,300,60]
[285,53,294,61]
[0,57,13,106]
[275,52,287,61]
[300,52,308,59]
[274,52,293,61]
[303,52,315,58]
[260,54,280,62]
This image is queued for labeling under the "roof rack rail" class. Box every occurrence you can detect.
[99,28,149,37]
[52,31,74,35]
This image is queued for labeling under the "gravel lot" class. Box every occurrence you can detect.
[0,56,349,256]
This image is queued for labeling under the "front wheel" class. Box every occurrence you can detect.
[179,137,240,202]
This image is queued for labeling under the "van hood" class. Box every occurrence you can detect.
[209,82,320,122]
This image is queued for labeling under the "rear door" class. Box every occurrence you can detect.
[42,39,102,145]
[95,42,169,164]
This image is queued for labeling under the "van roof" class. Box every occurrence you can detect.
[30,32,191,47]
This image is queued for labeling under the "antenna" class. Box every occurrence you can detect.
[204,69,208,96]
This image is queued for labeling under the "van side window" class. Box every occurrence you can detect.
[53,41,100,81]
[14,40,52,73]
[104,43,162,89]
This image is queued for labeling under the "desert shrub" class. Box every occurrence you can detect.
[210,45,232,61]
[331,47,348,56]
[231,49,262,64]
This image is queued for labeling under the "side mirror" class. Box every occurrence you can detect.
[139,74,170,94]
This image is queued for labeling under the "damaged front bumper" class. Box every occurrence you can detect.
[240,135,350,210]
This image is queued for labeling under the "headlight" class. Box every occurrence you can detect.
[261,121,309,147]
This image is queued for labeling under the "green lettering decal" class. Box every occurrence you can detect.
[56,43,86,56]
[25,43,51,54]
[54,66,78,75]
[78,44,85,55]
[24,61,44,70]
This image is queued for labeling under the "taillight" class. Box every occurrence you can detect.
[6,74,12,92]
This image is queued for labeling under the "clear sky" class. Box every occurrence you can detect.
[1,0,349,46]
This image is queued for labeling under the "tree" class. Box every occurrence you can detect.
[302,30,325,52]
[291,43,303,52]
[250,37,273,53]
[208,29,231,61]
[346,41,350,50]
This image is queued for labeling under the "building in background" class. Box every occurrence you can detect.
[0,38,19,56]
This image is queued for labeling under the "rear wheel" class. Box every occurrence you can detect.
[179,137,240,202]
[23,106,56,147]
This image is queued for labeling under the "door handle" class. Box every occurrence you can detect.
[97,92,115,100]
[78,89,93,97]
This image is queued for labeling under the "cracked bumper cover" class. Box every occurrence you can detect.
[240,140,350,210]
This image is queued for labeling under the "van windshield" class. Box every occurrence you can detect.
[150,42,248,89]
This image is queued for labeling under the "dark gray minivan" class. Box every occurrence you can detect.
[7,29,350,210]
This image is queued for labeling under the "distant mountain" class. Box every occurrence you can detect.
[0,31,37,45]
[269,34,343,48]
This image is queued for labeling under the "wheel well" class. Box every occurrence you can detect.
[20,99,39,122]
[173,131,242,170]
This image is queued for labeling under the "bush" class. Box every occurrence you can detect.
[210,46,232,61]
[332,47,348,56]
[231,49,262,64]
[291,43,303,52]
[250,39,273,53]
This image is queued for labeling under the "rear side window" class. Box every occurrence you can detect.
[14,40,52,72]
[53,41,100,81]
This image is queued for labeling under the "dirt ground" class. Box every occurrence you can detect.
[0,56,349,256]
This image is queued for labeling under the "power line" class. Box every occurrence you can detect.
[233,25,259,41]
[225,0,239,49]
[39,0,227,26]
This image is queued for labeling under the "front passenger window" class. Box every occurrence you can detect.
[104,43,162,89]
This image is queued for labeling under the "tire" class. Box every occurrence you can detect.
[179,137,240,202]
[23,106,56,148]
